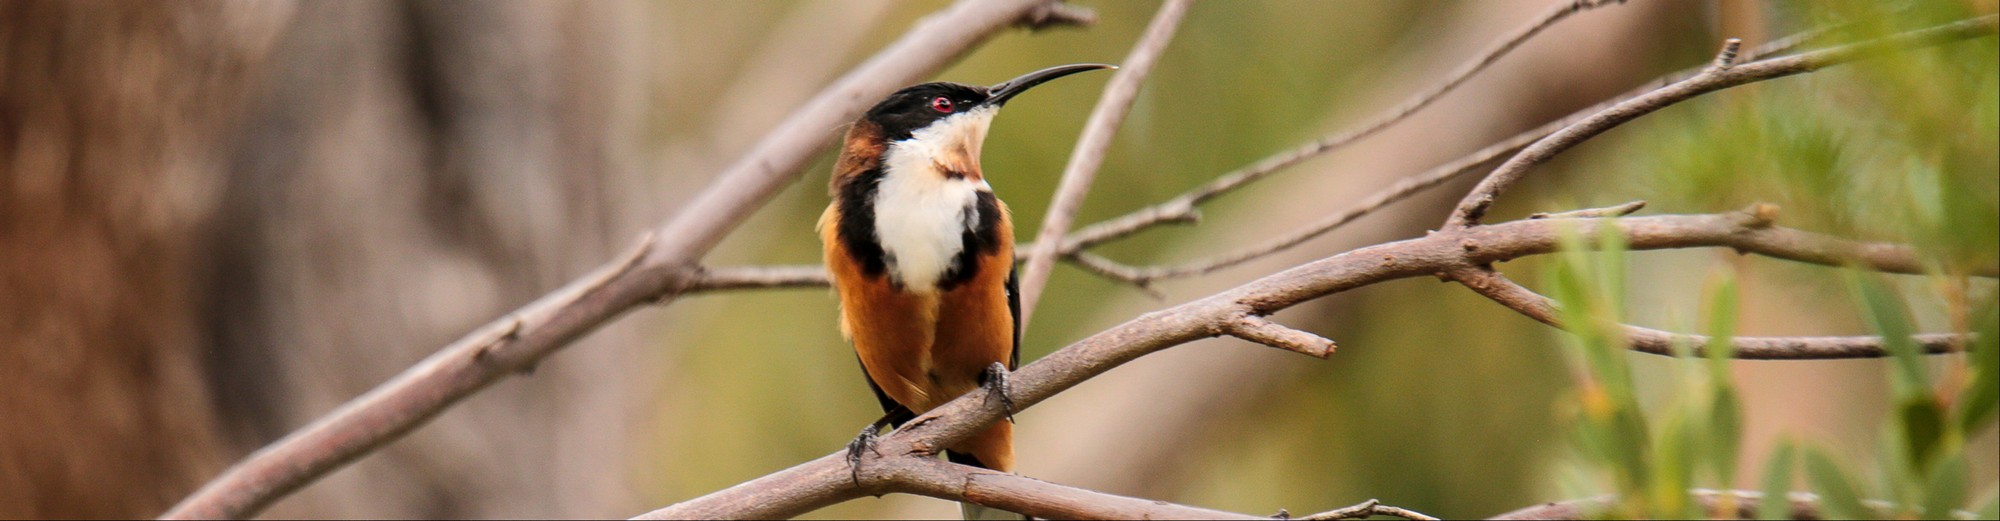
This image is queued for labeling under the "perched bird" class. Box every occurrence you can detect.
[818,63,1112,519]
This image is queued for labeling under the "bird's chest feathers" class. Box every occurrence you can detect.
[871,163,986,294]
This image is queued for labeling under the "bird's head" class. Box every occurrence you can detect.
[844,64,1114,182]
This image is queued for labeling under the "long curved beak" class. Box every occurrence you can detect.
[984,63,1116,107]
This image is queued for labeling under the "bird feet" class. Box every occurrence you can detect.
[981,362,1016,423]
[845,422,885,488]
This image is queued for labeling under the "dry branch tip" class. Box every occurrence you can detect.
[1712,38,1745,70]
[1229,315,1338,358]
[1529,200,1647,219]
[1018,2,1095,30]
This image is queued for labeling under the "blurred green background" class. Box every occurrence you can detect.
[1,1,1993,519]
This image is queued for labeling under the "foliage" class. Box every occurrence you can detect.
[1547,226,1999,519]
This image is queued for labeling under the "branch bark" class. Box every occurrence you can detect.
[634,209,1984,519]
[1071,15,2000,286]
[1057,0,1630,255]
[1446,15,1999,228]
[1487,489,1979,520]
[1450,265,1969,359]
[161,1,1093,518]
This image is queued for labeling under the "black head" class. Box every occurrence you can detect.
[861,63,1115,141]
[864,82,990,142]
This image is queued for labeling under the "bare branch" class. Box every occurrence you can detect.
[1488,489,1982,520]
[1450,266,1967,359]
[1228,315,1338,359]
[706,16,1944,294]
[1529,200,1647,219]
[1015,0,1192,328]
[1071,120,1554,285]
[1062,0,1629,252]
[688,265,829,292]
[891,458,1264,520]
[1445,15,1999,228]
[1297,498,1441,521]
[161,1,1096,518]
[1056,15,1910,287]
[633,209,1988,519]
[1018,1,1096,30]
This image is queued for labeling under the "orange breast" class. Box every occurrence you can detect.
[819,201,1015,413]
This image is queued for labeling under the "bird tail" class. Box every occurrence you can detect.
[946,422,1025,520]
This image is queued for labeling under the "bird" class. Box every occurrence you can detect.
[817,63,1112,520]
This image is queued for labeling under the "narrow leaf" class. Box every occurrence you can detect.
[1899,396,1949,475]
[1920,450,1968,520]
[1710,386,1744,486]
[1848,272,1926,398]
[1756,442,1797,521]
[1703,269,1740,372]
[1960,303,1999,436]
[1804,448,1871,520]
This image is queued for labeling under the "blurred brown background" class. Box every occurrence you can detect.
[1,1,1994,519]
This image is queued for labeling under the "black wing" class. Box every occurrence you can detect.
[1006,265,1020,369]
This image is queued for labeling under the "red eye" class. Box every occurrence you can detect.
[930,96,954,113]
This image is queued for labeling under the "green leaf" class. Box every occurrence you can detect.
[1702,269,1740,371]
[1899,396,1949,475]
[1709,386,1744,486]
[1612,407,1653,499]
[1920,450,1968,520]
[1653,413,1699,519]
[1756,442,1797,521]
[1804,448,1872,520]
[1848,272,1926,398]
[1594,220,1628,321]
[1960,303,1999,436]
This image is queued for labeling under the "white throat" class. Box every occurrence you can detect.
[873,108,997,293]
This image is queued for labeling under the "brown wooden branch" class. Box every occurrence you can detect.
[1446,15,1999,228]
[1228,315,1338,359]
[159,1,1095,518]
[688,265,830,292]
[889,458,1265,520]
[1060,0,1628,253]
[1073,17,1999,287]
[632,209,1983,519]
[1064,18,1872,286]
[1069,120,1554,285]
[1487,488,1980,520]
[1014,0,1192,328]
[675,16,1944,295]
[1449,264,1969,359]
[627,446,1430,520]
[1295,498,1441,521]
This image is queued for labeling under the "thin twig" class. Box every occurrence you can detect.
[1015,0,1192,328]
[1065,18,1997,288]
[1061,0,1628,252]
[1073,121,1553,285]
[1107,17,1996,284]
[1488,489,1982,520]
[666,21,1903,295]
[688,265,830,292]
[1528,200,1646,219]
[892,458,1264,520]
[1295,498,1441,520]
[1445,15,1998,228]
[160,1,1094,518]
[1450,265,1969,359]
[1228,315,1338,359]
